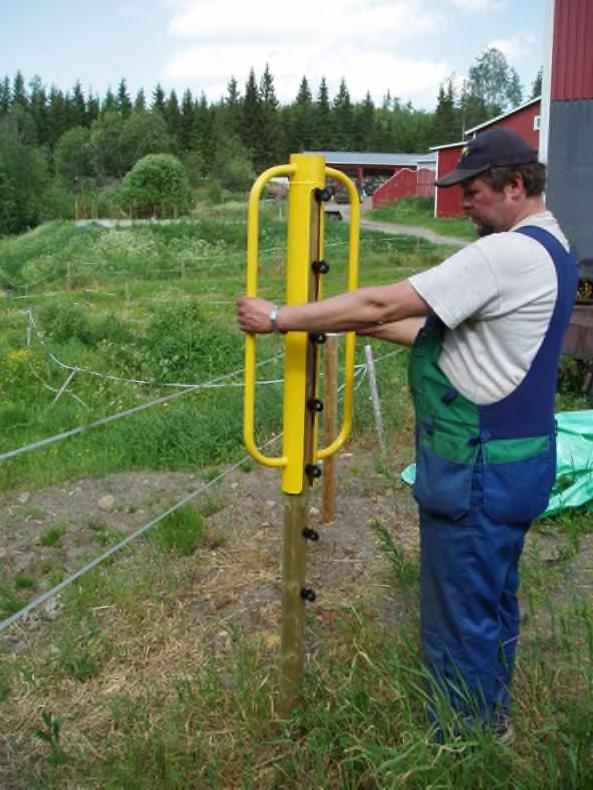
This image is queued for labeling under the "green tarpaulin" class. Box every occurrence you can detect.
[400,410,593,518]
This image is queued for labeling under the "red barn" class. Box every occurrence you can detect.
[431,97,541,218]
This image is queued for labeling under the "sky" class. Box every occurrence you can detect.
[1,0,549,110]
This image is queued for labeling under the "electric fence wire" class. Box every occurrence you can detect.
[0,437,283,635]
[0,339,403,465]
[0,346,401,634]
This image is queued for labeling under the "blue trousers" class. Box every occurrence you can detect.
[419,495,528,726]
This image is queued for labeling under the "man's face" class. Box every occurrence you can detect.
[460,177,510,237]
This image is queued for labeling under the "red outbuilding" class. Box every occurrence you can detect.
[432,97,541,218]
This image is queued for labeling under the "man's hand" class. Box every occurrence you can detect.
[236,296,275,334]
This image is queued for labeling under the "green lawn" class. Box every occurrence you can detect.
[368,196,478,241]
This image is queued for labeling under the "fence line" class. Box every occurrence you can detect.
[3,235,401,296]
[1,341,403,466]
[0,344,405,633]
[0,437,282,635]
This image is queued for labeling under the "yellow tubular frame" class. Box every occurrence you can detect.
[316,167,359,460]
[244,163,296,469]
[243,158,360,491]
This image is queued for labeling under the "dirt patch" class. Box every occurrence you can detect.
[0,446,419,649]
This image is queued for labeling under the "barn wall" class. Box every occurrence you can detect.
[371,168,435,209]
[481,107,540,150]
[435,147,464,217]
[552,0,593,100]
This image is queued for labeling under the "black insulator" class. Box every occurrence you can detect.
[314,188,332,202]
[305,463,322,479]
[310,332,327,344]
[307,398,324,413]
[312,259,330,275]
[301,587,317,602]
[302,527,320,541]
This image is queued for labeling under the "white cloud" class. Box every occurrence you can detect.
[162,0,450,105]
[167,0,443,43]
[487,33,536,60]
[450,0,507,11]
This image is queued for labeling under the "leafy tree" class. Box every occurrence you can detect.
[0,152,18,234]
[121,153,193,218]
[531,67,542,98]
[54,126,94,189]
[89,111,125,180]
[119,111,172,171]
[2,105,37,146]
[212,133,255,190]
[506,69,523,107]
[0,115,50,234]
[461,47,523,130]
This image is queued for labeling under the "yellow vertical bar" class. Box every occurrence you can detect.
[281,153,326,494]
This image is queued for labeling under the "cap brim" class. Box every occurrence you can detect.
[434,164,490,188]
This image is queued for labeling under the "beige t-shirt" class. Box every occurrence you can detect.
[408,211,570,405]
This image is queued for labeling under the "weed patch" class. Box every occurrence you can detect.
[148,505,205,555]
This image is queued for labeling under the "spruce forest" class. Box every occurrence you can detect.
[0,49,542,237]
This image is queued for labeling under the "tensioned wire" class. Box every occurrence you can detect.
[0,440,281,634]
[0,346,405,633]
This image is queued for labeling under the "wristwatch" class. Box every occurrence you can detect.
[270,305,281,333]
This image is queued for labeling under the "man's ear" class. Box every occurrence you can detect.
[506,171,525,199]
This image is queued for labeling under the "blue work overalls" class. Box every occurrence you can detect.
[408,226,577,728]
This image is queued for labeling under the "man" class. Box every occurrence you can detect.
[236,128,578,738]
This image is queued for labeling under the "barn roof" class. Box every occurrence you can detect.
[464,95,541,135]
[429,140,465,152]
[306,151,433,167]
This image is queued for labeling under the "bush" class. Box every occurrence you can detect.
[144,301,243,380]
[121,154,193,218]
[37,300,131,347]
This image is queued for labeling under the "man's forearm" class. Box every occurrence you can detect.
[236,280,430,335]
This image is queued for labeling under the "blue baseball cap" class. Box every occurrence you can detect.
[435,128,538,188]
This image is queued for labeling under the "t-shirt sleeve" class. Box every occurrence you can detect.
[408,243,500,329]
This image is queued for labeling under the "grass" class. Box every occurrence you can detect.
[2,543,592,786]
[369,196,478,241]
[148,504,205,556]
[0,201,592,786]
[38,525,67,547]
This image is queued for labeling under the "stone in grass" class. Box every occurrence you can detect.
[97,495,116,512]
